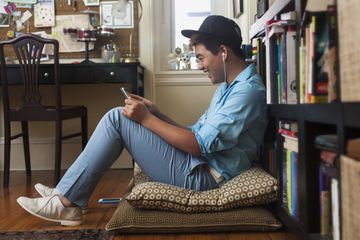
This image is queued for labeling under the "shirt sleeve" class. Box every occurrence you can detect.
[194,83,265,157]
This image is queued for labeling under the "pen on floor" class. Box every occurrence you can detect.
[97,198,123,204]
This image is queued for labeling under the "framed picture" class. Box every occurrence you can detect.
[100,1,134,29]
[84,0,100,6]
[233,0,243,19]
[0,13,10,27]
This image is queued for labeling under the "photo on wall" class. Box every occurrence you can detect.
[100,1,134,28]
[0,13,10,27]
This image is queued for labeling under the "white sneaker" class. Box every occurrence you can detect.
[17,195,83,226]
[35,183,60,197]
[34,183,88,214]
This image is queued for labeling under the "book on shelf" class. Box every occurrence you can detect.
[279,119,298,138]
[299,4,339,104]
[299,37,306,103]
[264,18,298,104]
[281,133,299,219]
[279,119,298,132]
[280,120,299,219]
[285,26,297,104]
[319,158,338,236]
[265,19,281,104]
[315,134,339,237]
[308,13,329,103]
[280,11,296,21]
[281,148,288,212]
[326,5,338,103]
[331,178,340,240]
[254,38,267,85]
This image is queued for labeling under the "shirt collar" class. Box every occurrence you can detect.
[232,63,257,85]
[220,63,257,93]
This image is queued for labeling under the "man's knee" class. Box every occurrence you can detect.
[103,107,123,124]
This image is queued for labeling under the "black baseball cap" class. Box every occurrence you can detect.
[181,15,242,48]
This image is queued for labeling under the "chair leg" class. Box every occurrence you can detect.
[54,121,62,185]
[3,121,11,188]
[81,114,88,149]
[21,121,31,176]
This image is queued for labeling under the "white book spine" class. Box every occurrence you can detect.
[286,30,297,104]
[331,178,340,240]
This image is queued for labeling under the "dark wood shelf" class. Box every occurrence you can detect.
[344,102,360,128]
[268,104,300,119]
[309,234,333,240]
[276,206,307,240]
[268,104,342,125]
[302,103,341,124]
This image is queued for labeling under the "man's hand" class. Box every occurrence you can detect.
[122,97,152,124]
[128,94,160,116]
[122,94,201,156]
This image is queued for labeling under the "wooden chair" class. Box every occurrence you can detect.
[0,34,88,188]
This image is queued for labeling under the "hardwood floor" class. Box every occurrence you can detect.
[0,169,295,239]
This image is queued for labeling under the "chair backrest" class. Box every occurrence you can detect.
[0,34,61,119]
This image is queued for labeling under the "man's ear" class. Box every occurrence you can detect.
[219,45,228,61]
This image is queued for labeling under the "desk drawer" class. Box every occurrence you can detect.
[94,66,131,83]
[6,67,54,84]
[60,67,93,83]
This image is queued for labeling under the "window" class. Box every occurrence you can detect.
[172,0,212,50]
[153,0,229,72]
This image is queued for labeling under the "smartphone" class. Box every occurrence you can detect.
[98,198,123,204]
[120,87,129,99]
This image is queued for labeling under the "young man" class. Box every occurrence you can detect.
[17,15,267,226]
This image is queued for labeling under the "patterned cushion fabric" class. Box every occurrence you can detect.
[125,167,279,213]
[133,163,150,185]
[105,200,282,233]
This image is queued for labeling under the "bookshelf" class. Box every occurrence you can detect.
[252,0,360,239]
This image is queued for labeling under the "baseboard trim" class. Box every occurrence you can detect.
[0,137,81,145]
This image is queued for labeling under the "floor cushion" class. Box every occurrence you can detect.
[106,165,282,233]
[105,200,282,233]
[126,167,279,213]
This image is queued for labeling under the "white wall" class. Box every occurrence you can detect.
[0,85,133,170]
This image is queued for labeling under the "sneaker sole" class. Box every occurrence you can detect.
[17,198,83,226]
[34,184,88,215]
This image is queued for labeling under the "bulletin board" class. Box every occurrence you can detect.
[0,0,140,60]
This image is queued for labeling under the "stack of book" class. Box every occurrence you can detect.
[279,120,299,219]
[315,134,339,239]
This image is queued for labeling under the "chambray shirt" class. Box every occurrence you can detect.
[190,64,267,180]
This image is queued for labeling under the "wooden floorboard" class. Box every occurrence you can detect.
[0,169,295,239]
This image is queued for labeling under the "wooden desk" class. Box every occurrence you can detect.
[4,62,145,96]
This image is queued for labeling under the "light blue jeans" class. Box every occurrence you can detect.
[56,107,217,207]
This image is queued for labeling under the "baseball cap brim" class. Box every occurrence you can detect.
[181,30,201,38]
